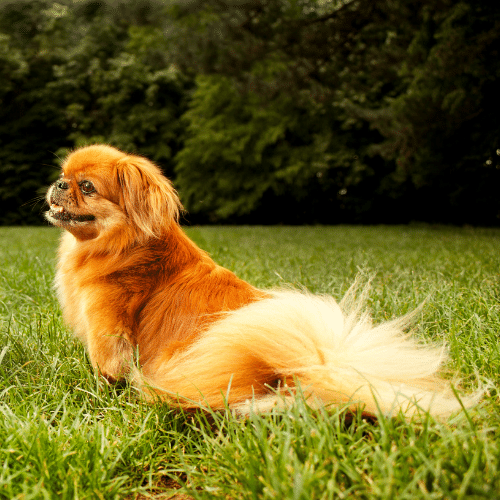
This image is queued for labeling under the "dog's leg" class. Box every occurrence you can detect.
[85,325,134,382]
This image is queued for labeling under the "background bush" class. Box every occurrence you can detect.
[1,0,499,225]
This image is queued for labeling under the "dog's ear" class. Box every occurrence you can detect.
[116,155,182,238]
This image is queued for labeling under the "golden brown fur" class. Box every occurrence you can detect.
[46,145,479,418]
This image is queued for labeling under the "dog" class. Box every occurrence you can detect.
[45,144,477,417]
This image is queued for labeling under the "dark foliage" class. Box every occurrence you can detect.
[1,0,498,225]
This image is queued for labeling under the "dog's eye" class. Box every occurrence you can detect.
[79,180,96,195]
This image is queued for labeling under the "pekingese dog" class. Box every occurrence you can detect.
[45,144,477,417]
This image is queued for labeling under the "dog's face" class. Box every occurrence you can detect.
[46,145,180,242]
[46,146,123,240]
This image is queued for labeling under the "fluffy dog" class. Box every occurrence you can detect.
[45,145,476,417]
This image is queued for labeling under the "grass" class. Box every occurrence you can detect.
[0,224,499,499]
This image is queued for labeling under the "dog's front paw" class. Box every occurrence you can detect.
[88,334,134,382]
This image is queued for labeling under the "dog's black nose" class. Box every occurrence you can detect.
[56,180,69,190]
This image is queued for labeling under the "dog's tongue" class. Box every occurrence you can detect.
[50,203,65,213]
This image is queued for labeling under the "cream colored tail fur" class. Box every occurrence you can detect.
[134,284,479,418]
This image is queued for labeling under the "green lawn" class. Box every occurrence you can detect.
[0,225,499,499]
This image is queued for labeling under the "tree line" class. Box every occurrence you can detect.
[1,0,499,225]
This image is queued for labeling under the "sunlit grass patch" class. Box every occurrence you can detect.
[0,225,499,499]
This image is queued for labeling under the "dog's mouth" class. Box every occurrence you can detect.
[48,202,96,223]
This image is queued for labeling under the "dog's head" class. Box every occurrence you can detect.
[46,145,181,243]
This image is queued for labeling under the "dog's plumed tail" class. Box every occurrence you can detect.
[133,284,478,418]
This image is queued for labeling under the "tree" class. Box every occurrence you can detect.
[49,3,190,170]
[359,2,500,224]
[0,0,189,224]
[170,0,400,222]
[168,0,500,224]
[175,74,384,223]
[1,0,498,225]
